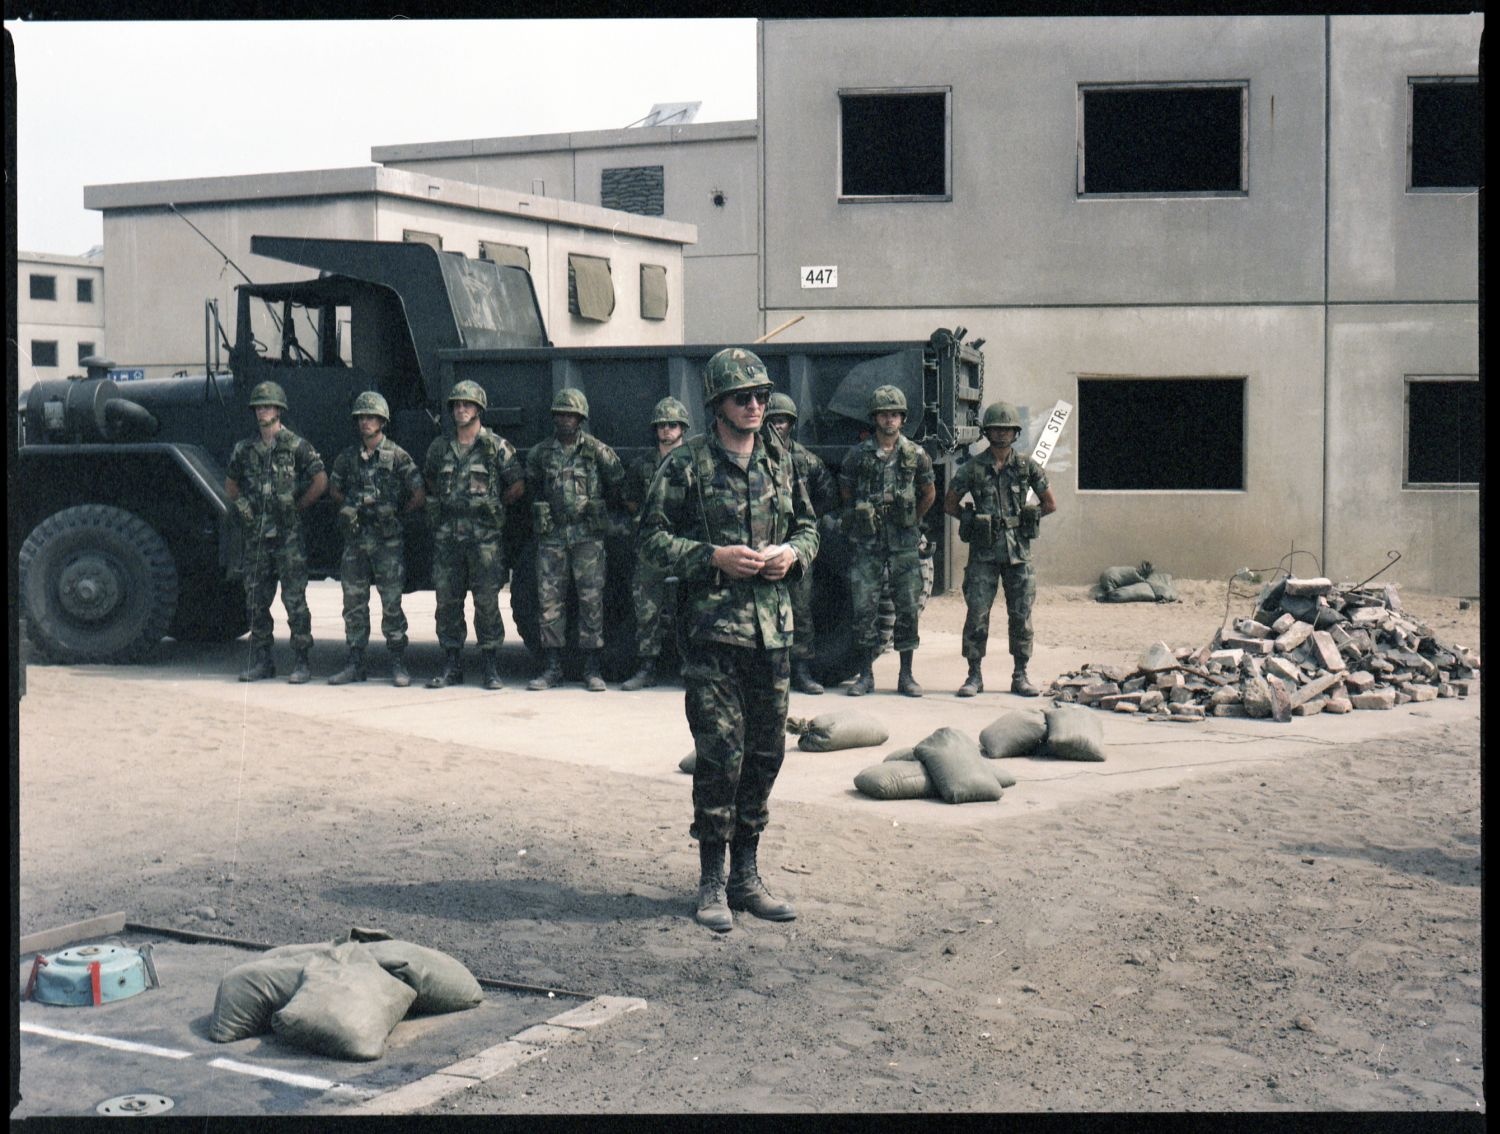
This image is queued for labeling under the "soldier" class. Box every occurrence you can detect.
[944,401,1058,697]
[326,391,427,687]
[525,388,626,692]
[619,395,692,691]
[224,380,327,684]
[422,380,524,690]
[639,348,819,933]
[838,385,936,697]
[764,392,838,695]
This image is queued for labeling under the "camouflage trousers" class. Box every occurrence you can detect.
[682,640,791,844]
[340,530,407,650]
[537,538,605,650]
[631,553,672,659]
[961,558,1036,661]
[850,542,923,653]
[243,533,312,651]
[788,561,816,661]
[433,534,506,651]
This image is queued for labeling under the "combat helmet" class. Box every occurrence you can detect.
[551,388,590,418]
[248,381,288,410]
[651,396,691,427]
[867,384,908,419]
[351,391,390,421]
[703,347,771,406]
[766,392,798,421]
[447,380,488,410]
[982,401,1022,431]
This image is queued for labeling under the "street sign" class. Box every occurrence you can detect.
[1027,399,1072,505]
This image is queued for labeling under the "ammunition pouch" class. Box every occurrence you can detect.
[1019,505,1041,541]
[891,492,917,528]
[234,497,256,528]
[846,501,878,539]
[337,505,359,538]
[971,514,994,548]
[532,501,553,538]
[958,505,975,543]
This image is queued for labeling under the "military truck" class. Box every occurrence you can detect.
[17,236,984,681]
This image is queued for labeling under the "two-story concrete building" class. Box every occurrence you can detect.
[17,249,107,390]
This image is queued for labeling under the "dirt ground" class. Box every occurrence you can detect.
[15,579,1483,1114]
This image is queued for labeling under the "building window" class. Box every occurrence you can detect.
[77,277,94,303]
[479,241,531,271]
[77,342,96,365]
[601,166,665,216]
[402,229,443,250]
[1078,377,1245,490]
[1406,377,1479,486]
[640,264,669,321]
[1078,83,1247,196]
[30,274,57,300]
[32,340,59,368]
[1409,77,1481,190]
[568,254,615,322]
[839,88,950,200]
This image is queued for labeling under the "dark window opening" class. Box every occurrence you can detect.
[1078,377,1245,490]
[1080,84,1246,195]
[32,340,59,368]
[1407,379,1480,485]
[77,342,96,365]
[840,90,949,198]
[30,274,57,300]
[601,166,665,216]
[77,277,94,303]
[1410,78,1481,190]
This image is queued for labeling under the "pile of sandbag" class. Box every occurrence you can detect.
[209,928,482,1060]
[1093,561,1178,603]
[1050,576,1480,722]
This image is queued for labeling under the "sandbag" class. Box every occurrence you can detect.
[979,710,1047,758]
[878,745,1015,789]
[1044,705,1106,762]
[882,747,917,761]
[209,952,320,1042]
[793,711,890,752]
[914,727,1003,804]
[1103,580,1158,603]
[1098,564,1147,591]
[853,760,935,801]
[679,750,696,774]
[270,949,417,1061]
[992,766,1017,789]
[1145,571,1178,602]
[362,940,483,1014]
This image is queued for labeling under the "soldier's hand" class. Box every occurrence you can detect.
[757,544,797,581]
[234,498,256,527]
[337,505,359,536]
[712,544,767,579]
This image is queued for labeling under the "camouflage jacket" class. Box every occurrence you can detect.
[526,433,625,544]
[838,434,935,545]
[785,436,839,516]
[950,448,1049,564]
[330,437,423,538]
[639,428,819,650]
[422,428,521,540]
[226,426,325,537]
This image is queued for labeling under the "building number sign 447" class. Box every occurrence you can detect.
[801,265,838,289]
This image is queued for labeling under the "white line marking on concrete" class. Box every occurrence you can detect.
[21,1023,193,1060]
[207,1057,378,1097]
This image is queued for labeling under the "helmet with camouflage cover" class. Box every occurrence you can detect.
[651,396,690,427]
[766,392,798,422]
[351,391,390,421]
[551,387,590,418]
[982,401,1022,431]
[447,380,488,410]
[248,381,288,410]
[703,347,772,406]
[867,384,908,419]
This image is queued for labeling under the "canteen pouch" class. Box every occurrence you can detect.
[972,514,994,548]
[958,505,975,543]
[532,501,553,538]
[1020,505,1041,541]
[848,501,878,539]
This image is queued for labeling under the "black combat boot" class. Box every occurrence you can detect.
[792,660,824,695]
[481,650,504,691]
[897,650,923,697]
[1011,659,1039,697]
[956,659,984,698]
[583,651,606,692]
[427,648,464,689]
[527,649,563,691]
[389,645,411,688]
[238,644,275,682]
[620,658,657,691]
[727,834,796,921]
[288,647,312,685]
[327,646,367,685]
[847,650,876,696]
[695,839,733,932]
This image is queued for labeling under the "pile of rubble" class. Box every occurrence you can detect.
[1048,577,1480,723]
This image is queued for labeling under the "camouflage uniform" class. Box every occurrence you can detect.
[226,427,324,652]
[839,435,935,654]
[623,450,675,660]
[782,438,837,661]
[525,433,625,651]
[329,437,423,649]
[639,429,819,844]
[423,428,522,650]
[950,450,1050,663]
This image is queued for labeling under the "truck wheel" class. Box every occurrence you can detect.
[20,505,180,664]
[168,578,251,643]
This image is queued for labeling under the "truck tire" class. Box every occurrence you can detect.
[168,577,251,643]
[20,504,180,664]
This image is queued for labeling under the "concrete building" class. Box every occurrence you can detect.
[373,119,759,344]
[17,249,106,390]
[757,15,1480,594]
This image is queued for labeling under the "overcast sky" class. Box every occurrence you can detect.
[7,19,759,255]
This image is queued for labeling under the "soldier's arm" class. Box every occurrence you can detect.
[916,482,937,521]
[600,444,627,509]
[780,459,821,576]
[404,483,427,513]
[1032,464,1057,516]
[944,484,966,518]
[224,477,241,501]
[297,470,328,511]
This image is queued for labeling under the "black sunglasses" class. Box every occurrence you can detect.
[731,389,771,407]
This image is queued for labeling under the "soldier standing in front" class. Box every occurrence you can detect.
[525,388,625,692]
[838,385,936,697]
[422,381,524,691]
[326,391,426,687]
[944,401,1058,697]
[639,348,819,932]
[224,380,327,684]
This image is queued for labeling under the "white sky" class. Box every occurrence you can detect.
[7,18,759,255]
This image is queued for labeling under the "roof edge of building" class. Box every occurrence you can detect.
[370,118,758,163]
